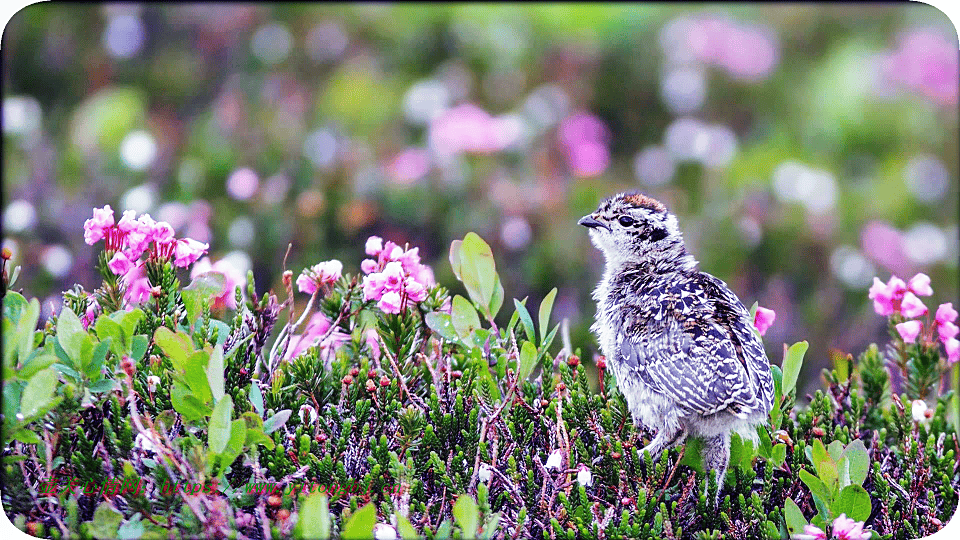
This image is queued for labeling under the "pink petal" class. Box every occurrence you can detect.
[908,273,933,296]
[936,303,958,325]
[753,306,776,336]
[896,320,922,343]
[900,292,928,318]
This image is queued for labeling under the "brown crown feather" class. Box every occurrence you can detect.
[623,192,667,213]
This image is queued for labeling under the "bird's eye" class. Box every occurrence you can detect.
[618,216,635,227]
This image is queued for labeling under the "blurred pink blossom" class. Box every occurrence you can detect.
[361,259,378,274]
[365,328,381,360]
[831,514,870,540]
[387,148,431,185]
[946,338,960,364]
[868,275,907,316]
[285,312,349,364]
[361,236,434,313]
[429,103,515,156]
[190,256,246,310]
[882,30,959,106]
[107,251,135,275]
[753,306,776,336]
[557,112,611,177]
[900,292,928,318]
[667,15,779,81]
[896,320,922,343]
[365,236,383,256]
[939,321,959,342]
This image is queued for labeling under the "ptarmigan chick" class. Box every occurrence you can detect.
[579,192,773,500]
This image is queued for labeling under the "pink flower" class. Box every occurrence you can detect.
[107,251,136,275]
[365,236,383,256]
[900,292,928,318]
[382,262,405,291]
[404,277,428,302]
[297,260,343,294]
[753,306,776,336]
[284,312,349,364]
[936,303,958,326]
[946,338,960,364]
[832,514,870,540]
[378,291,403,314]
[81,296,100,330]
[939,321,959,342]
[122,263,152,305]
[868,276,907,316]
[794,524,826,540]
[365,328,381,360]
[414,264,436,287]
[362,273,387,301]
[361,259,378,274]
[190,256,245,310]
[896,320,922,343]
[907,273,933,296]
[397,247,421,273]
[173,238,209,268]
[152,221,176,244]
[83,205,115,245]
[116,210,138,232]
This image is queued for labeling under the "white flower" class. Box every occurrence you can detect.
[146,375,160,392]
[374,523,398,540]
[299,404,318,424]
[478,463,492,482]
[911,399,929,423]
[545,449,563,470]
[134,431,161,453]
[576,465,593,487]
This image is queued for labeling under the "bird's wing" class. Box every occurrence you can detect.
[697,272,775,414]
[618,318,760,418]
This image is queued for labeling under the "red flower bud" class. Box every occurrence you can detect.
[365,379,376,392]
[596,356,606,370]
[350,367,360,377]
[120,356,135,378]
[342,375,354,385]
[568,355,580,367]
[380,376,390,387]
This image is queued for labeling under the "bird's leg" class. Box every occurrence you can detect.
[638,426,685,463]
[702,432,730,504]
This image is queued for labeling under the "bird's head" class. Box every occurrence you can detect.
[579,192,694,271]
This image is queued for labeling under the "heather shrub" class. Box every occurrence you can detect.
[1,209,958,539]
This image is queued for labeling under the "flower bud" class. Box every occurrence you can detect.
[368,369,378,379]
[811,426,825,437]
[611,451,622,459]
[276,509,290,521]
[366,379,377,392]
[267,495,282,507]
[379,376,390,387]
[557,382,566,392]
[1,247,11,260]
[342,375,354,385]
[120,356,136,378]
[350,367,360,377]
[567,355,580,367]
[596,356,606,370]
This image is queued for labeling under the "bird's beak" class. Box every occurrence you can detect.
[578,214,609,231]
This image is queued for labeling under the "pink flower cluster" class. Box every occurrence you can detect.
[753,306,776,336]
[557,112,611,177]
[663,15,780,82]
[796,513,870,540]
[881,30,959,107]
[360,236,434,314]
[296,260,343,295]
[870,273,959,363]
[84,205,209,304]
[428,103,520,157]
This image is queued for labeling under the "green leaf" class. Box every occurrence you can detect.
[263,410,292,434]
[781,341,808,397]
[20,368,58,418]
[95,317,127,358]
[113,308,144,340]
[207,395,233,454]
[488,278,504,320]
[512,298,536,343]
[770,443,787,467]
[783,497,808,537]
[834,485,872,522]
[171,382,209,422]
[249,383,264,416]
[341,502,376,540]
[182,272,226,328]
[839,439,870,488]
[425,312,460,342]
[538,288,557,346]
[296,492,331,540]
[799,469,832,508]
[241,412,275,450]
[827,440,845,463]
[88,379,116,394]
[451,296,481,344]
[2,291,28,325]
[130,335,149,362]
[449,239,464,281]
[15,297,41,367]
[206,345,225,403]
[460,233,498,309]
[183,351,212,405]
[12,428,42,445]
[219,419,247,466]
[453,494,479,538]
[518,341,537,381]
[87,339,111,380]
[154,327,195,372]
[811,439,839,492]
[57,306,88,366]
[90,502,124,540]
[19,349,56,380]
[396,514,418,539]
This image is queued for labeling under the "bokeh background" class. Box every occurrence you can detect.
[3,3,958,394]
